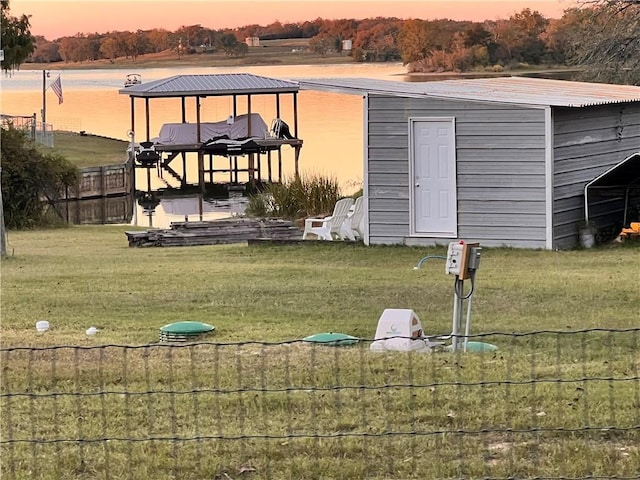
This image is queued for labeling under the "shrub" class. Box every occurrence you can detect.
[1,125,79,228]
[245,173,341,219]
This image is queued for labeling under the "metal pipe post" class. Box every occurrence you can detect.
[42,70,47,123]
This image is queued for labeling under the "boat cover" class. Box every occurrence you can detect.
[152,113,269,146]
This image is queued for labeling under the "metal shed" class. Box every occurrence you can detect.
[298,76,640,249]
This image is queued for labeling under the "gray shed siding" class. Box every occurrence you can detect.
[367,94,547,248]
[551,103,640,249]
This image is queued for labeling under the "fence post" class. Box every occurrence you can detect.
[0,166,6,257]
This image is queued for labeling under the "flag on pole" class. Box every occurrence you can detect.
[50,75,63,104]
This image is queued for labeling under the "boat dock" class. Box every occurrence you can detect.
[119,73,304,192]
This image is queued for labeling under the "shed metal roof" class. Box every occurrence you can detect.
[297,76,640,107]
[119,73,300,98]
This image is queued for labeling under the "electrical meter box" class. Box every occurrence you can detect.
[446,241,480,280]
[445,242,464,276]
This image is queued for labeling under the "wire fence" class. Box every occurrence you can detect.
[1,114,54,147]
[1,328,639,479]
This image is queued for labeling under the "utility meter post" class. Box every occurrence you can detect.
[446,241,481,352]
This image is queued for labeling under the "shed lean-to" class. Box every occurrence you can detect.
[298,76,640,249]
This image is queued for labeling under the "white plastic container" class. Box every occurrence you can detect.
[35,320,50,333]
[85,326,98,336]
[370,309,431,352]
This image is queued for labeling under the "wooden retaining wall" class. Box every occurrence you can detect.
[63,163,132,200]
[52,163,133,225]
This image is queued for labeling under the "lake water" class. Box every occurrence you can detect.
[2,64,570,228]
[1,63,410,227]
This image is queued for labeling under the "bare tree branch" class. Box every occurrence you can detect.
[569,1,640,84]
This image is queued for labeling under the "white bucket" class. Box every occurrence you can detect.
[579,228,595,248]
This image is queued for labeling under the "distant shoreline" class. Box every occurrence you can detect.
[25,47,360,71]
[25,58,579,83]
[22,48,579,79]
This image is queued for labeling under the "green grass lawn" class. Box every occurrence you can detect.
[46,131,129,169]
[1,227,638,479]
[2,226,638,345]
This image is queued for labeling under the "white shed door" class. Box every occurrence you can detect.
[411,118,457,237]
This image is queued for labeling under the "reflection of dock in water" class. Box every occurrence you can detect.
[54,157,255,228]
[133,189,249,229]
[60,195,134,225]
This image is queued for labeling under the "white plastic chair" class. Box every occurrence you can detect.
[302,197,354,240]
[340,196,364,241]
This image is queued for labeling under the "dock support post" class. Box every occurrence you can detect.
[294,146,301,179]
[198,151,205,194]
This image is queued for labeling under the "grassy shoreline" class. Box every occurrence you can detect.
[47,131,129,168]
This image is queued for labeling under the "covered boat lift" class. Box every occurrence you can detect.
[118,73,303,192]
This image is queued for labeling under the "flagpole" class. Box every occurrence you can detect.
[42,70,46,125]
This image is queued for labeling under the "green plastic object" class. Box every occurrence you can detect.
[303,332,360,346]
[464,341,498,352]
[159,321,215,342]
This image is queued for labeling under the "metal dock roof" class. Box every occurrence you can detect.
[119,73,300,98]
[296,76,640,107]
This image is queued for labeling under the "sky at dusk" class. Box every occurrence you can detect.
[11,0,577,40]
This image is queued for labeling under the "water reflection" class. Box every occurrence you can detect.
[57,194,134,225]
[132,188,248,229]
[136,191,161,227]
[55,167,251,229]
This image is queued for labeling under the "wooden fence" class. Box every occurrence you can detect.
[63,163,132,200]
[54,163,134,225]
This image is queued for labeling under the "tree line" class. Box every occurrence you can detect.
[2,0,640,85]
